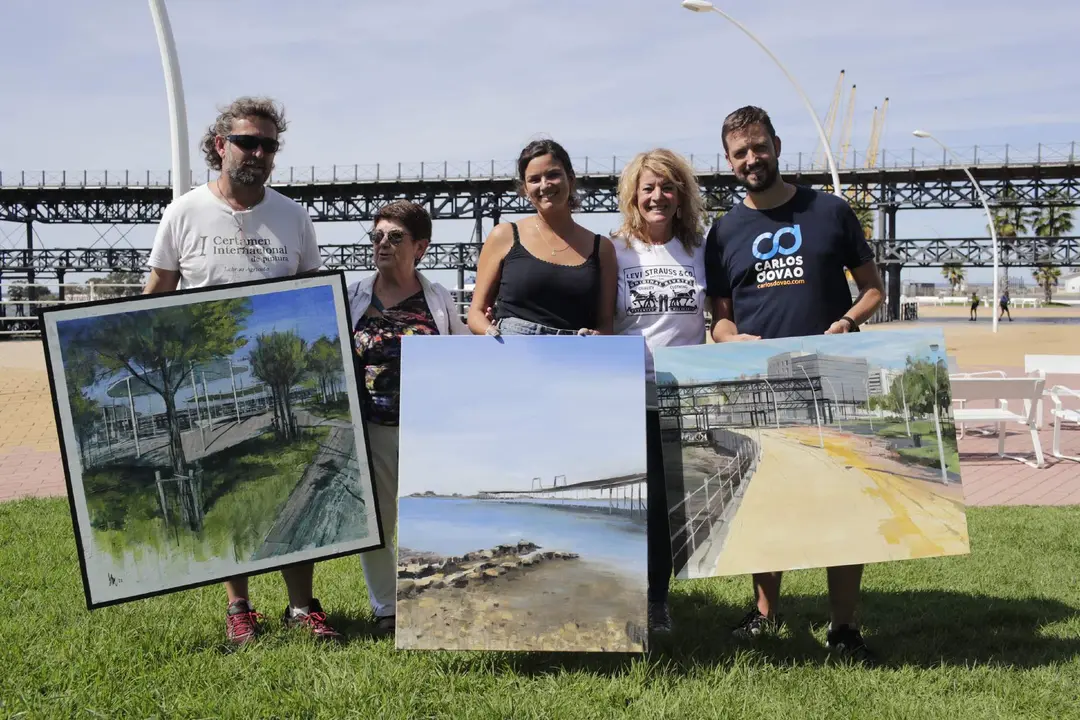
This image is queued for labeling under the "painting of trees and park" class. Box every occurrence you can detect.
[41,275,382,608]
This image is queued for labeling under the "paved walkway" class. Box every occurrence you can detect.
[708,427,969,577]
[2,341,1078,506]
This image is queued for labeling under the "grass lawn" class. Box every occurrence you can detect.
[1,500,1078,719]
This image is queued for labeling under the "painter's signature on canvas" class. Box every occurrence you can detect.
[108,573,122,587]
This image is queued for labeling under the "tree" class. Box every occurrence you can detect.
[987,186,1036,289]
[86,272,145,299]
[887,356,950,418]
[63,342,102,467]
[69,299,253,475]
[1030,189,1075,304]
[941,263,966,294]
[249,330,308,440]
[1032,266,1062,304]
[306,336,343,404]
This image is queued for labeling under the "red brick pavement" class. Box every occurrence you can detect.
[953,367,1080,507]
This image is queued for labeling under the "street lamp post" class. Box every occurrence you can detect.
[798,366,825,448]
[913,130,999,334]
[821,376,842,431]
[681,0,842,197]
[148,0,190,200]
[864,378,874,431]
[928,343,949,483]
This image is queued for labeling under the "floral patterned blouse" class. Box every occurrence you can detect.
[353,290,439,426]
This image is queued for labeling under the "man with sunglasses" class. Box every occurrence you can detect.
[145,96,339,646]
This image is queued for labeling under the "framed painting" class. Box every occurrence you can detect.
[655,327,970,580]
[396,335,648,652]
[39,271,384,608]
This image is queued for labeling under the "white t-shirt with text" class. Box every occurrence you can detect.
[613,234,707,397]
[148,184,322,288]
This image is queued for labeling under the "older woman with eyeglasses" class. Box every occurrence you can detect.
[347,200,467,635]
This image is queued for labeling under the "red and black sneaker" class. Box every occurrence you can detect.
[226,599,264,645]
[282,598,342,641]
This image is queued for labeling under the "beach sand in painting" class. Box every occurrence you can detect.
[396,551,646,653]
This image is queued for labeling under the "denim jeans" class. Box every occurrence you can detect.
[647,410,673,602]
[496,317,579,336]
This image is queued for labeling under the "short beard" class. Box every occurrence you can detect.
[227,162,267,187]
[736,162,778,193]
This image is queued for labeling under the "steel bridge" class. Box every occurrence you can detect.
[1,144,1078,332]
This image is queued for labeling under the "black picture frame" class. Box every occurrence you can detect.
[37,269,385,610]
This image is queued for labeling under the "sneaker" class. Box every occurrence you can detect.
[825,624,877,666]
[373,615,396,637]
[731,608,781,640]
[282,598,342,641]
[648,601,673,635]
[225,599,264,645]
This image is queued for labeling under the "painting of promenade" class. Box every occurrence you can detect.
[396,335,648,652]
[654,328,970,581]
[40,274,382,607]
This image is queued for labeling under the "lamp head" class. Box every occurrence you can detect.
[912,130,931,139]
[681,0,715,11]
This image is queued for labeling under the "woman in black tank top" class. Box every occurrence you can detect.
[467,139,617,337]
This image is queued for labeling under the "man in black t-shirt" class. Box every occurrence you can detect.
[705,105,885,664]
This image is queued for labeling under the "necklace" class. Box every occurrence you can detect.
[534,221,571,256]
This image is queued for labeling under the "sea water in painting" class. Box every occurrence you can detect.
[396,335,648,652]
[41,274,382,607]
[655,327,969,580]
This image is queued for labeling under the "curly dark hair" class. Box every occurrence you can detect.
[721,105,777,152]
[515,138,581,211]
[201,96,288,171]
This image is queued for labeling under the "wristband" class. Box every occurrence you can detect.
[840,316,857,330]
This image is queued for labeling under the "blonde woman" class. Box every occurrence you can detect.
[611,149,707,634]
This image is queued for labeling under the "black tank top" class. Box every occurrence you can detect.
[494,222,602,331]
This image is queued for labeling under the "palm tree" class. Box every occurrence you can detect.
[1030,189,1076,303]
[1032,267,1062,304]
[941,263,966,294]
[987,186,1037,290]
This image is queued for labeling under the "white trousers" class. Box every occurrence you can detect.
[359,421,399,618]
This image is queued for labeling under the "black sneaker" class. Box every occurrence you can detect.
[731,608,781,640]
[648,601,673,635]
[282,598,342,641]
[826,624,877,666]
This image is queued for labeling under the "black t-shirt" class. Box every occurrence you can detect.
[705,186,875,340]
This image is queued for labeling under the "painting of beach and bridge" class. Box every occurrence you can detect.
[40,273,382,608]
[655,327,970,581]
[397,335,648,652]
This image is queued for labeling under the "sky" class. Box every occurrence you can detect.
[2,0,1078,289]
[655,327,948,384]
[397,335,647,496]
[56,284,342,407]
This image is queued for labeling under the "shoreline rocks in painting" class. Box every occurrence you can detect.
[396,540,579,600]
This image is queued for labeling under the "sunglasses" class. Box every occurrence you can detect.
[370,229,410,246]
[225,134,280,153]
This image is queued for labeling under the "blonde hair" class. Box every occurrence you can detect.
[614,148,704,252]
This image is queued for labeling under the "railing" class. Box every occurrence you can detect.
[2,142,1076,189]
[668,426,762,562]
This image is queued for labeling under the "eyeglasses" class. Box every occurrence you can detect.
[225,134,280,153]
[369,229,409,246]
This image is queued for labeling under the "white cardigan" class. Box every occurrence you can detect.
[346,271,469,335]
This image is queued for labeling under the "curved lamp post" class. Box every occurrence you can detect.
[798,366,825,448]
[913,130,999,334]
[681,0,842,197]
[148,0,190,199]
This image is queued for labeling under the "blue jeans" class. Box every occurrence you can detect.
[496,317,579,336]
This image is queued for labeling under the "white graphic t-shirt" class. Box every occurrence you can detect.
[613,234,707,399]
[148,184,321,288]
